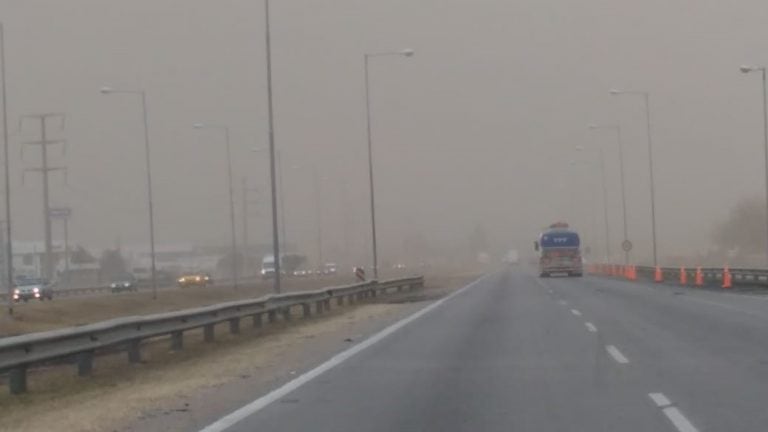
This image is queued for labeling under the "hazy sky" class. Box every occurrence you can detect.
[2,0,768,265]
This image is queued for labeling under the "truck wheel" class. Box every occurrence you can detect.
[539,272,549,278]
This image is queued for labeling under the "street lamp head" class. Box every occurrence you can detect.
[609,88,622,95]
[587,124,599,130]
[193,123,206,129]
[251,147,266,152]
[400,48,415,57]
[740,65,755,74]
[575,145,585,152]
[100,86,114,94]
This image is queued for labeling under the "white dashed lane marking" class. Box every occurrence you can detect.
[648,393,700,432]
[649,393,672,407]
[584,322,597,332]
[570,309,582,316]
[605,345,629,364]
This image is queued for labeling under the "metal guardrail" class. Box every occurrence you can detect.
[592,264,768,287]
[0,276,424,394]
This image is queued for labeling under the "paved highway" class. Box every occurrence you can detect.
[198,268,768,432]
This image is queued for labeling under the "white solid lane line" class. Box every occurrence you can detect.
[570,309,582,316]
[197,274,491,432]
[648,392,672,408]
[584,322,597,332]
[605,345,630,364]
[558,299,568,306]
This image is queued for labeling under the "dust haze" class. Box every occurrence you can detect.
[1,0,767,270]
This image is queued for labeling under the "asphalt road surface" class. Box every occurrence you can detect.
[198,268,768,432]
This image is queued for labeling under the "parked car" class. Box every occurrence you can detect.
[110,273,138,293]
[13,277,53,302]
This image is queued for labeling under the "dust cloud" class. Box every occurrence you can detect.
[1,0,767,272]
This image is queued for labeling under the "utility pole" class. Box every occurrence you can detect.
[49,207,71,285]
[241,177,259,266]
[340,180,351,267]
[312,166,323,269]
[0,22,15,316]
[20,113,65,281]
[242,177,248,254]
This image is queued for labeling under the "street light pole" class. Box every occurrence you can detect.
[277,151,287,251]
[740,65,768,268]
[252,147,287,252]
[610,89,658,266]
[194,124,238,289]
[363,48,414,280]
[0,23,14,315]
[576,146,611,261]
[589,124,629,264]
[263,0,281,293]
[100,86,157,299]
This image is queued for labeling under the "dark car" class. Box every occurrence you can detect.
[13,278,53,302]
[110,273,138,293]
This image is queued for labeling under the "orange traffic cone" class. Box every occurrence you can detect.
[679,267,688,285]
[694,267,704,287]
[722,266,732,289]
[654,266,663,283]
[625,265,634,281]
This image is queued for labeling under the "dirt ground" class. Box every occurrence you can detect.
[0,273,479,432]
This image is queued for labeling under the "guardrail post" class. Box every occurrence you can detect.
[348,294,356,304]
[370,287,377,298]
[315,300,324,314]
[268,310,277,323]
[323,299,331,311]
[252,314,263,328]
[281,307,292,321]
[128,339,141,363]
[397,284,403,292]
[336,296,344,306]
[9,366,27,394]
[302,303,312,318]
[77,350,94,376]
[171,331,184,351]
[204,324,215,342]
[229,318,241,334]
